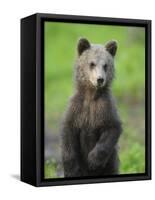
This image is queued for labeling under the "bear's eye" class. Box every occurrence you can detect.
[103,64,108,71]
[89,61,96,69]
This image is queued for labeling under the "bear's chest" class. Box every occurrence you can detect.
[75,99,106,158]
[75,98,106,129]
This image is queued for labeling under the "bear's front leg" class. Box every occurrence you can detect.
[88,125,122,170]
[62,126,83,177]
[63,152,83,177]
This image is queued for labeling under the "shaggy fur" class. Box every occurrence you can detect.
[61,38,122,177]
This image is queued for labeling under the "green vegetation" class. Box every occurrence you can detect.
[120,143,145,173]
[45,22,145,178]
[45,159,57,179]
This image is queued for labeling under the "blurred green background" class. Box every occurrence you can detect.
[44,22,145,179]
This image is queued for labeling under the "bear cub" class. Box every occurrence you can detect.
[61,38,122,177]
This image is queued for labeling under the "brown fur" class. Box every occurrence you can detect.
[61,38,122,177]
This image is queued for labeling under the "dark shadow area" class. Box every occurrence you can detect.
[11,174,20,181]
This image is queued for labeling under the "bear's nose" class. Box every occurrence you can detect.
[97,78,104,85]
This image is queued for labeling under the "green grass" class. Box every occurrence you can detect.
[120,142,145,174]
[45,159,57,179]
[44,22,145,178]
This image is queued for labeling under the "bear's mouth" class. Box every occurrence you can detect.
[96,82,105,88]
[97,83,103,88]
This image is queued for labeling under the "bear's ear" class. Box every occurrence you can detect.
[105,40,118,57]
[77,38,90,56]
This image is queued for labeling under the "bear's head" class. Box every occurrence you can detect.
[75,38,117,89]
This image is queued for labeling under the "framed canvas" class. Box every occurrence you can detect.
[21,13,151,187]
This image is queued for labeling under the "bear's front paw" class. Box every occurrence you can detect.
[88,149,108,170]
[88,150,100,170]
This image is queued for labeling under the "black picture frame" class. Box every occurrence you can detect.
[21,13,151,187]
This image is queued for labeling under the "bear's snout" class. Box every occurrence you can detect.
[97,77,105,87]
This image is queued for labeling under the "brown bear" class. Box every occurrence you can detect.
[61,38,122,177]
